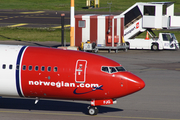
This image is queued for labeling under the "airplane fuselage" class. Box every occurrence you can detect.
[0,45,145,115]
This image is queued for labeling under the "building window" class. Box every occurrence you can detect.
[144,6,155,16]
[163,5,167,15]
[78,20,86,28]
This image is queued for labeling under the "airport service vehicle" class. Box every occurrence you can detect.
[0,45,145,115]
[125,33,179,50]
[122,2,180,50]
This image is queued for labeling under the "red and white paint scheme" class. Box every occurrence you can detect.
[0,44,145,115]
[75,14,124,47]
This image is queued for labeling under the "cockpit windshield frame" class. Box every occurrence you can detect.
[101,66,126,74]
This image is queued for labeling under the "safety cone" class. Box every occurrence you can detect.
[145,31,149,40]
[122,36,125,46]
[122,36,125,43]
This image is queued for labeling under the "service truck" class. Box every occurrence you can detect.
[125,33,179,50]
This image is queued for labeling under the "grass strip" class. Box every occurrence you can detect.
[0,27,70,42]
[0,0,180,13]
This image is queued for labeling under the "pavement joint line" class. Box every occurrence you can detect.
[0,110,179,120]
[8,23,28,27]
[0,16,8,17]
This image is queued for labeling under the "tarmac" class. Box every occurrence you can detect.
[0,40,179,120]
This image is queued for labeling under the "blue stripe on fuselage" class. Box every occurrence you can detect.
[16,46,27,97]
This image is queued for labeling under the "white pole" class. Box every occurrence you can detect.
[70,0,75,46]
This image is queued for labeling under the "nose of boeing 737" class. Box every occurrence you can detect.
[121,72,145,94]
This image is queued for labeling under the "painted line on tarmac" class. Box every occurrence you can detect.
[53,24,70,29]
[20,11,45,14]
[130,68,167,72]
[24,16,69,19]
[175,68,180,71]
[97,114,180,120]
[0,110,179,120]
[131,68,180,72]
[8,23,28,27]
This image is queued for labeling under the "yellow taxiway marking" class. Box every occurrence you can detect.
[175,68,180,70]
[24,16,69,19]
[0,110,179,120]
[8,23,28,27]
[53,25,70,29]
[25,16,61,19]
[20,11,45,14]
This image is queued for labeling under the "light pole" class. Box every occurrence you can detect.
[70,0,75,46]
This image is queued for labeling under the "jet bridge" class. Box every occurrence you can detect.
[121,2,180,39]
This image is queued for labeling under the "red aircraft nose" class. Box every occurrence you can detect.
[121,72,145,94]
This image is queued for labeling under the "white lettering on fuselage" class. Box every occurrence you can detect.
[28,80,99,88]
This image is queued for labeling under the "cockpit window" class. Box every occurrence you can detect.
[116,66,126,72]
[101,67,109,73]
[101,66,126,73]
[109,67,117,73]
